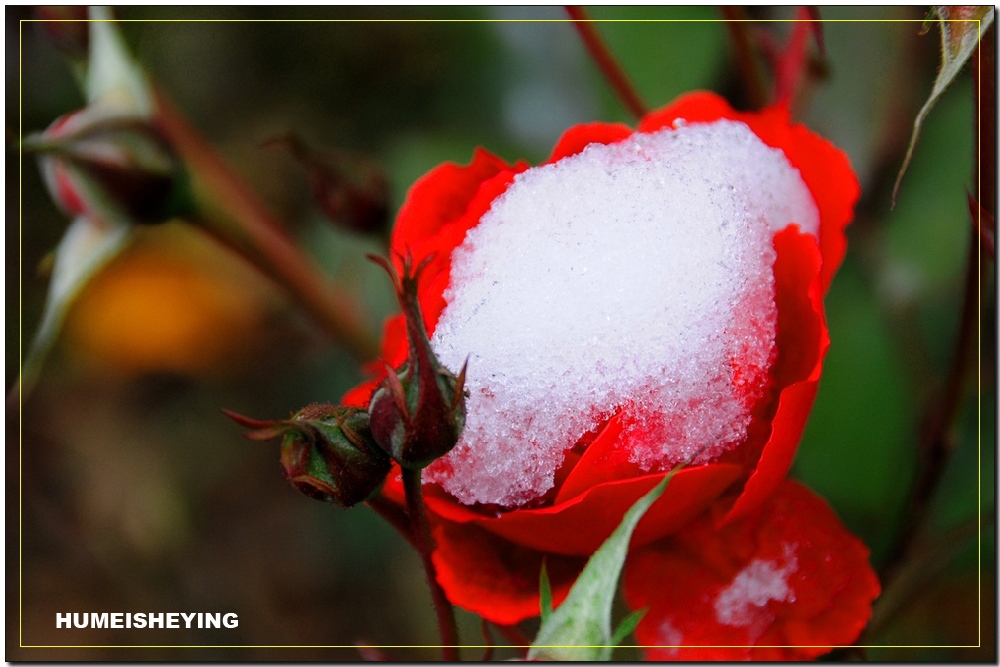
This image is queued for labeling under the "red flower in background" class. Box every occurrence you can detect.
[626,480,879,660]
[344,91,878,652]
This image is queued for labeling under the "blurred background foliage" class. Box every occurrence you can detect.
[7,5,994,660]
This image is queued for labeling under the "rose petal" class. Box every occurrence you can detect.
[641,91,858,292]
[392,147,511,257]
[431,518,586,625]
[723,226,828,521]
[423,464,743,556]
[406,167,526,334]
[624,480,880,661]
[545,121,634,163]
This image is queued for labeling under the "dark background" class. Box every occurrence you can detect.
[7,5,994,660]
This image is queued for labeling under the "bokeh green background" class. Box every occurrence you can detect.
[7,5,994,660]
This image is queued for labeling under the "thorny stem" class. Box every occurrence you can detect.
[564,6,649,119]
[402,467,460,660]
[865,517,985,642]
[878,24,994,596]
[719,7,768,109]
[152,88,379,361]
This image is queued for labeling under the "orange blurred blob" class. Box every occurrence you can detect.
[64,223,274,377]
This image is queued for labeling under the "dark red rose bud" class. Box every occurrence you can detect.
[367,254,468,469]
[35,6,90,60]
[263,132,390,237]
[30,108,193,226]
[224,404,391,508]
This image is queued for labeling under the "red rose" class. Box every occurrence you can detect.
[625,480,880,660]
[344,91,876,646]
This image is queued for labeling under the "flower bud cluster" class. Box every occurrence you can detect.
[228,255,468,505]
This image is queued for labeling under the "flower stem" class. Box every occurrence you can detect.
[718,7,768,109]
[152,87,379,361]
[878,23,994,592]
[401,467,460,660]
[866,516,983,641]
[564,6,649,119]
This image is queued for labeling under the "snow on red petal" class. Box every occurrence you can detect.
[404,166,526,335]
[642,91,858,291]
[638,91,740,131]
[545,121,633,163]
[426,119,814,507]
[723,226,828,521]
[624,480,879,661]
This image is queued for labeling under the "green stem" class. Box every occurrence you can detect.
[401,467,460,660]
[878,23,993,592]
[152,87,379,361]
[564,6,649,119]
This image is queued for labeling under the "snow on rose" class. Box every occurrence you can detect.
[343,91,878,654]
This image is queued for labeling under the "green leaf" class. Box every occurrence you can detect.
[610,608,646,648]
[539,561,553,624]
[527,470,677,661]
[893,6,994,204]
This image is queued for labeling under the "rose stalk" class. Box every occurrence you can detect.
[366,254,467,660]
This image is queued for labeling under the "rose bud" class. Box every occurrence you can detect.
[264,133,390,237]
[367,254,467,470]
[29,108,192,227]
[224,404,391,508]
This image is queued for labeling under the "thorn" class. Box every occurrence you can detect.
[223,408,298,441]
[413,252,436,282]
[367,253,403,294]
[221,408,279,430]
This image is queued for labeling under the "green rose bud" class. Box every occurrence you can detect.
[30,108,192,227]
[225,404,391,508]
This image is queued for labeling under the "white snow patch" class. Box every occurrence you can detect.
[714,548,798,628]
[427,120,819,507]
[656,618,683,656]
